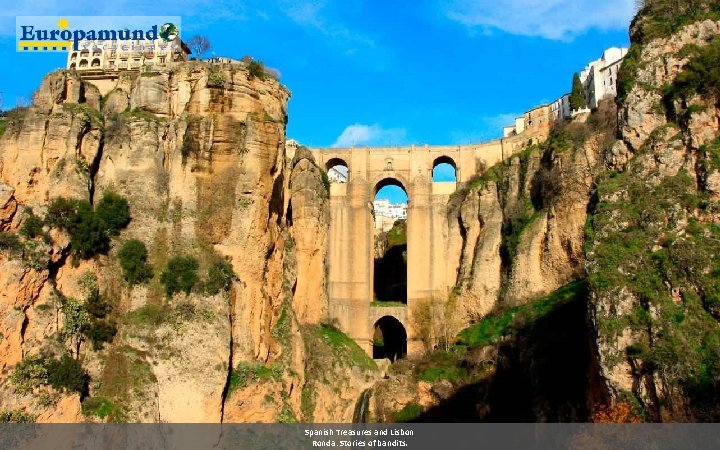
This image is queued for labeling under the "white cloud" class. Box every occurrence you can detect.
[332,124,407,148]
[443,0,635,41]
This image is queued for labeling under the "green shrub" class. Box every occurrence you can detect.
[11,354,88,396]
[632,1,720,44]
[278,404,298,423]
[81,396,120,420]
[416,351,465,384]
[81,289,116,350]
[160,255,199,297]
[84,321,117,351]
[457,280,588,348]
[663,36,720,117]
[68,201,108,260]
[45,195,131,260]
[45,197,80,230]
[205,259,234,295]
[387,220,407,248]
[0,409,36,423]
[617,44,641,104]
[0,232,21,253]
[19,209,44,239]
[393,402,423,423]
[125,304,169,326]
[247,59,265,80]
[207,71,226,87]
[45,353,89,395]
[117,239,153,284]
[0,107,28,138]
[228,361,282,394]
[10,355,49,394]
[95,191,131,236]
[60,296,89,355]
[314,324,377,371]
[84,289,112,319]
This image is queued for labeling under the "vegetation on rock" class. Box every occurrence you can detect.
[117,239,153,285]
[95,191,131,237]
[45,192,131,262]
[204,258,234,295]
[570,72,586,110]
[160,255,200,297]
[11,353,88,396]
[19,208,44,239]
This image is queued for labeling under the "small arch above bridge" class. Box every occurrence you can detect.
[326,158,349,183]
[432,155,457,182]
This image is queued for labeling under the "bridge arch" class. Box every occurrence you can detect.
[326,157,349,183]
[372,316,408,361]
[432,155,458,182]
[372,176,409,198]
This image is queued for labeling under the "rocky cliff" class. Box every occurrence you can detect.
[445,104,610,325]
[0,62,377,423]
[586,10,720,421]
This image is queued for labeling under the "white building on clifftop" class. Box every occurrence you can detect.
[579,47,628,109]
[502,46,628,136]
[66,38,189,72]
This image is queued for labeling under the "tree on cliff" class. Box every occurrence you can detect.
[187,35,211,60]
[570,73,586,110]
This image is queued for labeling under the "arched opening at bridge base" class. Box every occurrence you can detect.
[373,316,407,361]
[373,178,408,304]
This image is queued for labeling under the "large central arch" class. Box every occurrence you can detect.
[372,178,409,304]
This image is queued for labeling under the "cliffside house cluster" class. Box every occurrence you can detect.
[503,46,628,137]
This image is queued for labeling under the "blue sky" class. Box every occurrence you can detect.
[0,1,635,203]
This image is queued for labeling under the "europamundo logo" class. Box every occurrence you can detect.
[16,16,182,52]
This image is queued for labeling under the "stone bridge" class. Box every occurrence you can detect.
[306,132,538,359]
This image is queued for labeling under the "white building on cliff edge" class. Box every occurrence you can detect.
[502,46,628,136]
[579,47,628,109]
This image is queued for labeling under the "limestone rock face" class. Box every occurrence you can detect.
[0,63,328,423]
[447,184,503,321]
[130,75,170,115]
[621,20,720,152]
[102,88,129,114]
[0,183,17,230]
[505,135,599,306]
[447,120,601,323]
[0,63,369,424]
[288,149,329,324]
[0,72,105,209]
